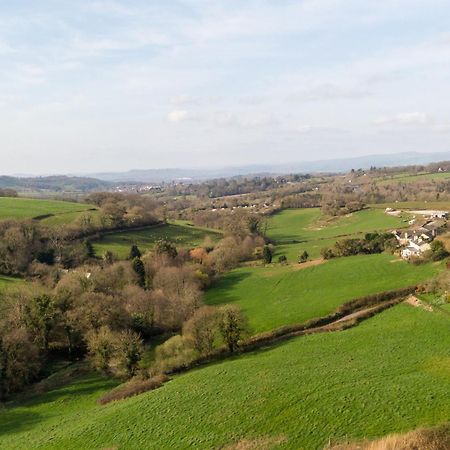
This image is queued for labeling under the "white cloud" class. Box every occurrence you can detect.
[170,95,199,106]
[375,112,434,126]
[288,84,368,102]
[167,110,197,122]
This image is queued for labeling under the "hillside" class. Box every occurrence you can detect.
[0,175,111,193]
[0,197,98,223]
[0,304,449,449]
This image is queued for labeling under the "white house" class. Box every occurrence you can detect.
[401,241,431,259]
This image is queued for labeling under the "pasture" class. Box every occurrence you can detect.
[1,305,449,449]
[205,254,441,333]
[0,197,98,224]
[267,207,408,260]
[0,275,22,290]
[93,221,222,259]
[378,171,450,184]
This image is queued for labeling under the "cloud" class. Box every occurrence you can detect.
[375,112,434,126]
[288,84,369,102]
[170,95,199,106]
[167,110,197,122]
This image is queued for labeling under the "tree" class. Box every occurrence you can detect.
[132,257,146,288]
[25,294,58,351]
[219,305,248,353]
[154,239,177,258]
[115,330,143,378]
[102,250,114,265]
[320,248,334,260]
[0,329,40,400]
[430,240,449,261]
[262,245,272,264]
[278,255,287,264]
[85,240,95,258]
[183,306,219,356]
[298,250,309,263]
[86,326,116,373]
[129,244,142,260]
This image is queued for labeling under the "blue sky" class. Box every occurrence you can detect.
[1,0,450,174]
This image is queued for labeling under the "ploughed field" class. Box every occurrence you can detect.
[92,221,222,259]
[267,207,408,260]
[0,197,98,224]
[1,305,449,450]
[205,253,441,333]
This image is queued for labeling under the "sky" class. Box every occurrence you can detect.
[1,0,450,174]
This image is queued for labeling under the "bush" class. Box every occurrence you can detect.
[298,251,309,263]
[278,255,287,264]
[155,335,196,373]
[97,374,169,405]
[115,330,144,378]
[262,245,272,264]
[321,248,334,260]
[429,240,449,261]
[86,326,116,373]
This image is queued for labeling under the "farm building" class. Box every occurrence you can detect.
[394,218,447,259]
[401,242,431,259]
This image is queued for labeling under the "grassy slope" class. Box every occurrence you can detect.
[378,171,450,184]
[205,254,441,333]
[267,208,408,260]
[93,221,223,259]
[0,197,97,223]
[1,305,449,450]
[0,275,22,290]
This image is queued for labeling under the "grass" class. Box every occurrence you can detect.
[267,208,408,260]
[93,220,223,259]
[371,201,450,211]
[0,275,22,290]
[205,254,441,333]
[378,171,450,184]
[0,197,97,224]
[1,304,449,449]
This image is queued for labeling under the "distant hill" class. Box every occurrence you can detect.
[0,175,112,193]
[89,151,450,182]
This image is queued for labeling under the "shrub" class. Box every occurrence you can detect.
[97,374,169,405]
[183,306,220,356]
[86,326,116,373]
[278,255,287,264]
[115,330,144,378]
[219,305,249,353]
[298,250,309,263]
[128,244,142,260]
[262,245,272,264]
[155,335,196,373]
[321,248,334,260]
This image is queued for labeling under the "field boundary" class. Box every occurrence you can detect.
[165,286,416,374]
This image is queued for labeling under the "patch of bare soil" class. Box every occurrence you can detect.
[293,258,326,270]
[326,423,450,450]
[221,435,287,450]
[404,295,433,312]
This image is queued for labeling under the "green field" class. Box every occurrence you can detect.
[0,275,24,293]
[1,304,449,450]
[267,208,408,260]
[205,253,441,333]
[93,221,223,259]
[378,171,450,184]
[0,197,97,224]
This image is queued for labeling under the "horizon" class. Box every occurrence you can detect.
[4,150,450,180]
[1,1,450,174]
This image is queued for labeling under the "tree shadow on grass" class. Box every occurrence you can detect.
[0,373,119,437]
[0,408,42,436]
[206,271,253,306]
